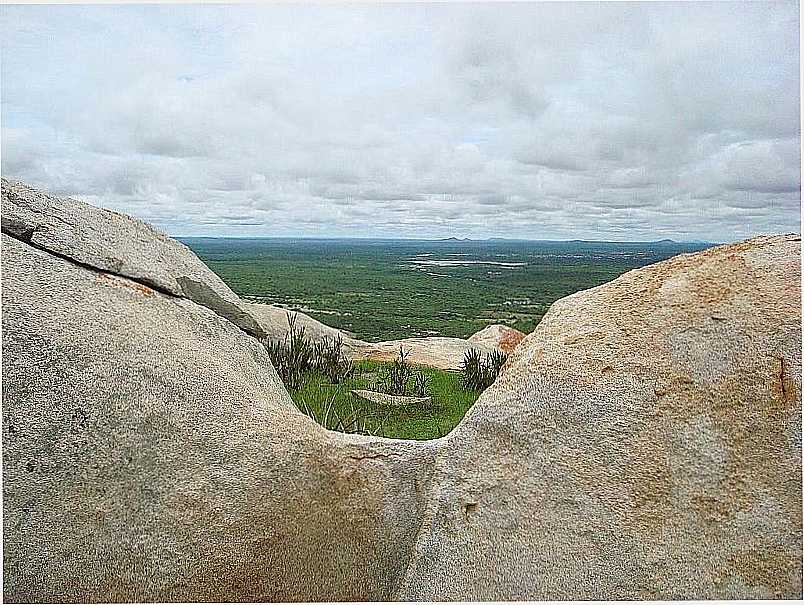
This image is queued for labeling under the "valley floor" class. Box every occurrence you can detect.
[184,237,711,341]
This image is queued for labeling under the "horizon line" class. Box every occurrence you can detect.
[173,234,722,245]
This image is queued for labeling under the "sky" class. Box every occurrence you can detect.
[1,1,800,241]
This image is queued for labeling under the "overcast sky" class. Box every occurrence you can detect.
[1,2,800,241]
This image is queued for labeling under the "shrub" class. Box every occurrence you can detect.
[313,334,354,384]
[373,348,433,398]
[265,312,316,390]
[461,348,484,390]
[266,312,357,390]
[412,370,431,398]
[378,346,413,395]
[486,350,508,379]
[461,348,508,391]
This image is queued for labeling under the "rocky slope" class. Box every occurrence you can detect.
[246,300,514,370]
[2,179,801,601]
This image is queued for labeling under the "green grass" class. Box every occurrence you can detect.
[290,360,479,440]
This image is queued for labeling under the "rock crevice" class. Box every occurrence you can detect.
[2,180,800,602]
[1,177,266,340]
[2,222,182,302]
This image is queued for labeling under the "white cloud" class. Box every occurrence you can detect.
[1,2,800,241]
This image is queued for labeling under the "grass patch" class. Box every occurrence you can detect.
[290,360,480,440]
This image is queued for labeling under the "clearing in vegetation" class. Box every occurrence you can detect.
[185,239,713,439]
[265,312,504,439]
[291,359,478,440]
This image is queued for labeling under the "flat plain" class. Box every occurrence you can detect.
[183,237,712,341]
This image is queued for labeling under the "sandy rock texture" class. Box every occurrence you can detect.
[244,301,361,351]
[1,180,435,602]
[396,232,802,600]
[467,323,526,353]
[349,336,497,371]
[1,178,265,339]
[2,179,801,601]
[246,301,501,370]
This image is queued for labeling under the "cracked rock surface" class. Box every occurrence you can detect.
[2,181,436,602]
[1,178,266,339]
[2,180,801,601]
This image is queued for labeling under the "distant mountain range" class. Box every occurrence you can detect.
[179,235,719,245]
[479,237,719,245]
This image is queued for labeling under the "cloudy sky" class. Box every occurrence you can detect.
[1,2,800,241]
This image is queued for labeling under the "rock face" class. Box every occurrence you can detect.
[1,179,266,339]
[351,390,433,408]
[245,301,361,350]
[350,336,497,371]
[467,323,526,353]
[246,301,501,371]
[1,180,436,602]
[396,233,802,600]
[2,180,801,601]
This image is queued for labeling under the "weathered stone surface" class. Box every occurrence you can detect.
[245,301,361,351]
[396,233,802,600]
[247,301,499,370]
[351,337,497,371]
[2,181,801,601]
[351,390,433,408]
[1,188,435,602]
[467,323,526,353]
[1,178,265,338]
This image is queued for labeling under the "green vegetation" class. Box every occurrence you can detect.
[314,333,355,385]
[291,360,478,440]
[265,315,478,439]
[264,312,354,389]
[461,348,508,391]
[372,346,431,397]
[183,238,711,440]
[183,238,710,341]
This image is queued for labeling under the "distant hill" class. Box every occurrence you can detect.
[488,237,718,245]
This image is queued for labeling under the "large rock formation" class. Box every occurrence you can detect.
[2,179,801,601]
[350,336,497,371]
[396,233,802,600]
[245,301,502,371]
[2,179,265,339]
[1,179,436,602]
